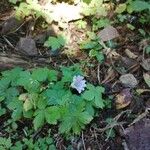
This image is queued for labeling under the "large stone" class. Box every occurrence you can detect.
[16,37,38,56]
[124,118,150,150]
[1,17,22,34]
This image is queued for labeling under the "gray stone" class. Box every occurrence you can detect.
[16,37,38,56]
[119,74,138,88]
[1,17,22,34]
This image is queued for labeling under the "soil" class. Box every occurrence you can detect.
[0,1,150,150]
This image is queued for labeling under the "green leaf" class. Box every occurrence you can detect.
[45,106,60,124]
[33,110,45,130]
[82,90,95,101]
[44,35,65,51]
[80,40,98,49]
[44,88,68,105]
[82,84,105,108]
[9,0,18,4]
[32,68,49,82]
[61,64,83,82]
[0,137,12,149]
[83,0,92,4]
[57,35,66,46]
[37,97,47,109]
[0,106,6,116]
[127,23,135,30]
[2,67,23,86]
[143,73,150,88]
[8,98,23,120]
[128,0,150,12]
[115,3,127,13]
[48,70,58,81]
[17,71,40,92]
[23,99,33,112]
[23,109,33,118]
[145,45,150,54]
[59,99,93,134]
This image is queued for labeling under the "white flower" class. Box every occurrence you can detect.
[71,75,86,93]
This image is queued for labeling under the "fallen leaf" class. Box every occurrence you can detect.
[136,89,150,94]
[143,73,150,88]
[125,49,138,59]
[141,59,150,71]
[116,88,132,109]
[98,26,119,42]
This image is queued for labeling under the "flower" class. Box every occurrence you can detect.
[71,75,86,93]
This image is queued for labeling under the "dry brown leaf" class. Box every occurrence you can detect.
[141,59,150,71]
[125,49,138,59]
[116,89,132,109]
[98,26,119,42]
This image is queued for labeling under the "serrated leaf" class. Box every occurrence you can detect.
[33,110,45,130]
[48,70,58,81]
[45,106,60,124]
[5,87,19,104]
[2,67,23,86]
[44,88,67,105]
[59,99,93,134]
[0,107,6,116]
[61,64,83,82]
[82,84,105,108]
[82,90,95,101]
[17,71,40,92]
[129,0,150,12]
[57,35,66,46]
[23,109,33,118]
[32,68,49,82]
[115,3,127,13]
[37,97,47,109]
[44,35,65,51]
[8,98,23,121]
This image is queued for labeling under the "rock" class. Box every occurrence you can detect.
[98,26,119,42]
[119,74,138,88]
[1,17,22,34]
[16,37,38,56]
[124,118,150,150]
[141,59,150,71]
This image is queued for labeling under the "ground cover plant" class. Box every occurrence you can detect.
[0,0,150,149]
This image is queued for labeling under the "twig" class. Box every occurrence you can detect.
[2,36,17,50]
[82,132,86,150]
[97,63,101,84]
[128,108,150,126]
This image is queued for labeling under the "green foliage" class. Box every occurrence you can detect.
[44,35,66,51]
[3,131,56,150]
[82,0,107,17]
[92,18,111,31]
[75,20,87,29]
[82,84,105,108]
[8,0,22,4]
[80,33,104,63]
[0,65,108,135]
[0,137,12,150]
[115,0,150,14]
